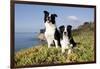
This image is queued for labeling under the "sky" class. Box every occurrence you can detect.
[15,4,94,33]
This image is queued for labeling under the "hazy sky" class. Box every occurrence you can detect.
[15,4,94,33]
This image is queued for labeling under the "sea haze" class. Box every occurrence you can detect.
[15,32,41,52]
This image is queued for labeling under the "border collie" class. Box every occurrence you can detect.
[43,11,61,48]
[59,25,76,54]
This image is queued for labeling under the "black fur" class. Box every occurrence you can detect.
[67,25,76,47]
[54,28,61,46]
[44,11,49,23]
[51,14,57,24]
[59,25,65,40]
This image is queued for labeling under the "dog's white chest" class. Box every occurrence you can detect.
[61,38,69,44]
[45,22,56,31]
[61,36,69,48]
[45,22,56,35]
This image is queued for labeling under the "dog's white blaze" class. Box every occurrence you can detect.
[64,27,67,33]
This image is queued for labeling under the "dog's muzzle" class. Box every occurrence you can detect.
[64,32,67,35]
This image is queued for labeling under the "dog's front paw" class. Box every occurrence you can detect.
[67,49,72,54]
[48,45,51,48]
[62,48,65,53]
[56,46,59,48]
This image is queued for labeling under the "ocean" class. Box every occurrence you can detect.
[15,32,41,52]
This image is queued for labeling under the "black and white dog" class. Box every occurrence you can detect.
[59,25,76,54]
[43,11,61,48]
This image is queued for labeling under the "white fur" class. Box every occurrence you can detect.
[45,21,58,48]
[61,34,70,53]
[67,49,72,54]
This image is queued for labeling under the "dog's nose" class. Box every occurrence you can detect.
[64,32,66,35]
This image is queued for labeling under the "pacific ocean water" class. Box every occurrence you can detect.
[15,32,41,52]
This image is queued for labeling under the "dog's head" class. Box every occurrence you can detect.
[59,25,68,39]
[43,10,57,24]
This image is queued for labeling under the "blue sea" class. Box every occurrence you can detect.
[15,32,41,51]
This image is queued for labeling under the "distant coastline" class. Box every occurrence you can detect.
[15,32,42,51]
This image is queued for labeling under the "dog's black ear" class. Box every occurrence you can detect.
[44,10,49,14]
[53,14,57,17]
[43,10,49,22]
[67,25,72,30]
[51,14,57,17]
[59,25,64,29]
[59,25,64,32]
[43,10,49,17]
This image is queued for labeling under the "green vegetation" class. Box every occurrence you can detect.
[15,22,95,67]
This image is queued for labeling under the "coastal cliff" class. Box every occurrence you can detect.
[37,29,46,41]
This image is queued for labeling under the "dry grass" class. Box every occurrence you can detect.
[15,23,95,67]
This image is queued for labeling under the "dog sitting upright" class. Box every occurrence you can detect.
[43,11,61,48]
[59,25,76,54]
[59,25,70,53]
